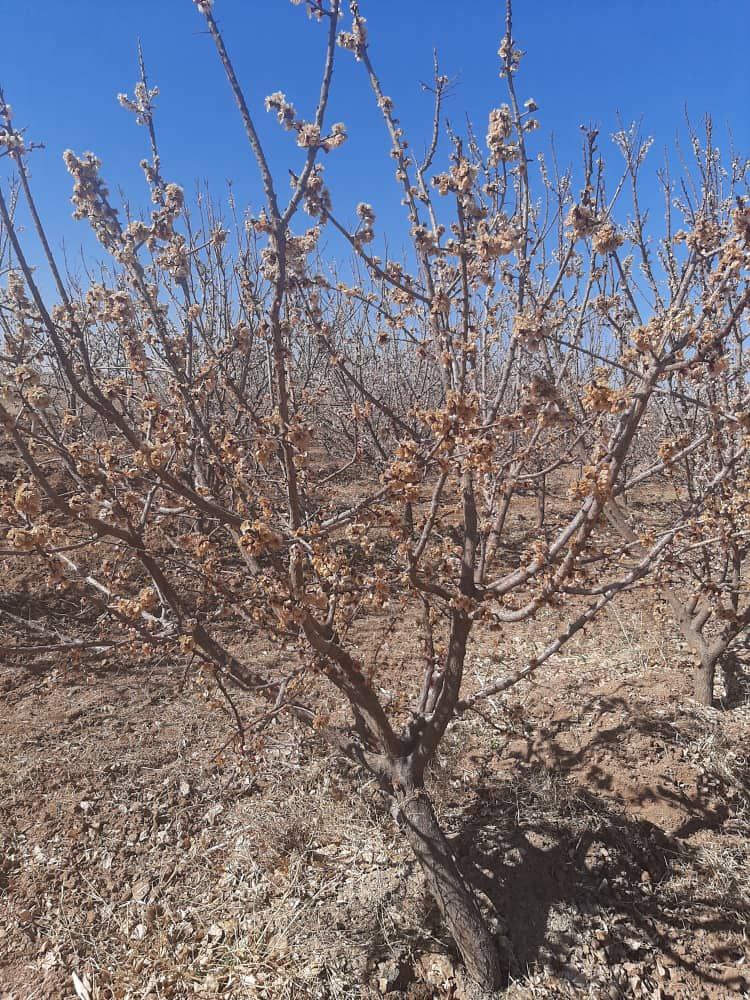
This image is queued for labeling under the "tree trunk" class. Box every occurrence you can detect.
[535,475,546,531]
[396,782,503,992]
[694,654,716,707]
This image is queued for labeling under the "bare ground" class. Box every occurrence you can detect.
[1,593,749,999]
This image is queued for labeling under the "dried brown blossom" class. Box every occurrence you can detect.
[486,105,517,165]
[592,221,624,255]
[566,201,598,240]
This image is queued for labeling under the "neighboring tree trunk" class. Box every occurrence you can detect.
[396,781,503,992]
[720,650,745,706]
[535,474,546,531]
[694,647,746,707]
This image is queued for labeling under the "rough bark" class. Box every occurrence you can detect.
[396,782,503,992]
[693,654,716,707]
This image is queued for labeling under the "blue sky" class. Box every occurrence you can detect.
[1,0,748,275]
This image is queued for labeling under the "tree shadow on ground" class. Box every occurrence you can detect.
[442,699,750,994]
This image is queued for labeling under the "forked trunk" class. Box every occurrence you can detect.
[396,782,503,992]
[693,654,716,707]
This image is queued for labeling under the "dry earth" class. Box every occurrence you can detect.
[1,584,749,999]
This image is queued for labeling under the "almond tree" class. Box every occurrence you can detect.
[657,400,749,707]
[592,121,750,707]
[0,1,746,989]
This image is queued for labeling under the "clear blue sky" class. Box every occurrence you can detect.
[1,0,748,273]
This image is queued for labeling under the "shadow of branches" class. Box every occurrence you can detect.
[439,696,750,994]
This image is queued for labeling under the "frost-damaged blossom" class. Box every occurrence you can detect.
[432,158,478,198]
[0,127,25,155]
[296,123,322,149]
[354,202,376,245]
[513,310,553,352]
[581,373,628,415]
[300,164,331,219]
[430,288,451,316]
[157,235,189,282]
[84,285,149,374]
[473,215,523,261]
[25,385,52,410]
[260,226,320,281]
[498,35,523,75]
[289,0,326,19]
[139,182,185,250]
[0,271,42,357]
[286,226,321,279]
[685,216,723,253]
[322,122,347,152]
[592,221,624,255]
[612,125,654,167]
[211,224,229,249]
[250,209,274,235]
[486,105,518,165]
[239,519,284,557]
[265,91,297,131]
[412,225,442,256]
[63,150,121,250]
[118,182,184,260]
[163,182,184,213]
[0,98,27,155]
[565,200,598,240]
[734,199,750,245]
[383,446,421,501]
[117,82,159,125]
[337,6,367,60]
[453,158,478,195]
[265,92,346,153]
[570,465,615,502]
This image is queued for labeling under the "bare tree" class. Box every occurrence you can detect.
[1,1,747,989]
[600,120,750,706]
